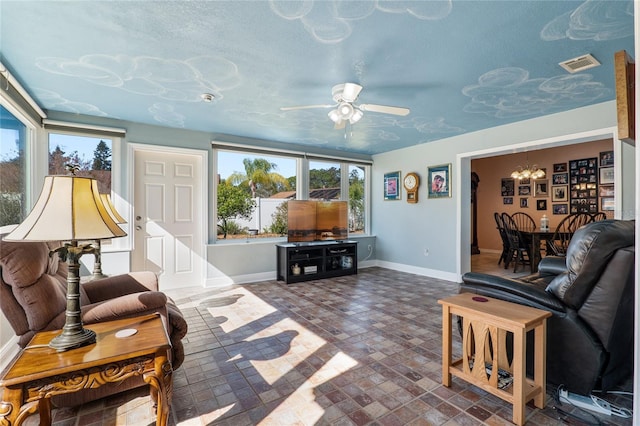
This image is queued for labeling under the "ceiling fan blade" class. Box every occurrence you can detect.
[342,83,363,103]
[359,104,410,116]
[280,104,335,111]
[334,119,346,130]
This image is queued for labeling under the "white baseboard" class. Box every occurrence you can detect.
[374,260,459,282]
[0,335,20,372]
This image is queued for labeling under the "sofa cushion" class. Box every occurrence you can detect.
[546,220,635,309]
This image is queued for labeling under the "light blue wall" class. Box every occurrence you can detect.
[371,100,634,283]
[48,101,634,286]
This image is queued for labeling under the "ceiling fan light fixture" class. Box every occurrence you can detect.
[328,109,341,123]
[338,102,354,119]
[350,108,363,124]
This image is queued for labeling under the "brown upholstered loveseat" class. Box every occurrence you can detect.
[0,230,188,407]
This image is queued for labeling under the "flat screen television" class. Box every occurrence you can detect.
[287,200,348,242]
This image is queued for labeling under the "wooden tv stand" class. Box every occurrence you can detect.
[276,240,358,284]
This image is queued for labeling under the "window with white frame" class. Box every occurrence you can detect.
[0,104,28,226]
[48,133,113,193]
[216,149,296,239]
[214,145,370,240]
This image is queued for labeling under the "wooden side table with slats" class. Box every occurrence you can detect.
[0,313,173,426]
[439,293,551,426]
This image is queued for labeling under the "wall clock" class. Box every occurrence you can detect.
[403,172,420,203]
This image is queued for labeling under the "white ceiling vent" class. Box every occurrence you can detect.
[559,54,601,73]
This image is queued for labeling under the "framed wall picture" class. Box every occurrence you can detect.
[518,185,530,196]
[599,151,614,167]
[533,179,549,198]
[599,167,614,185]
[503,197,513,205]
[599,185,614,197]
[553,163,567,173]
[384,171,401,200]
[553,204,568,215]
[536,199,547,211]
[551,185,568,202]
[427,164,451,198]
[501,178,515,197]
[601,197,614,211]
[569,157,598,213]
[552,173,568,185]
[520,198,528,208]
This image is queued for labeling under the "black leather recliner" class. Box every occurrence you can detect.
[461,219,634,396]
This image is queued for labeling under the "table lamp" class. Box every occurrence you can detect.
[3,174,126,351]
[89,193,127,280]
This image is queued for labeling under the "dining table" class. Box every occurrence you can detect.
[519,228,573,273]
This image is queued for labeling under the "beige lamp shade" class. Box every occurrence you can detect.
[5,175,127,242]
[100,193,127,224]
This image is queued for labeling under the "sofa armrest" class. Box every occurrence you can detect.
[81,291,167,324]
[83,271,159,303]
[460,272,566,312]
[537,256,567,276]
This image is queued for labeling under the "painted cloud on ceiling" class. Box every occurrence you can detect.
[462,67,611,119]
[541,0,633,41]
[269,0,452,44]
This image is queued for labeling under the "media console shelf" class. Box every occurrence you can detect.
[276,240,358,284]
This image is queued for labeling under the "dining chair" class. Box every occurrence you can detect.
[494,212,510,267]
[511,212,536,232]
[570,212,595,230]
[501,213,532,273]
[591,212,607,222]
[548,213,593,256]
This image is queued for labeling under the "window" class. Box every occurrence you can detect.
[214,145,370,241]
[0,105,28,226]
[348,164,366,234]
[48,133,113,193]
[216,150,296,239]
[309,160,340,200]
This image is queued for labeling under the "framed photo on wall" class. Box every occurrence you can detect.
[520,198,528,208]
[427,164,451,198]
[501,178,515,197]
[553,204,568,215]
[533,179,549,198]
[518,185,530,196]
[551,185,568,202]
[601,197,614,211]
[552,173,568,185]
[503,197,513,205]
[599,185,614,197]
[536,199,547,210]
[599,167,614,185]
[384,171,401,200]
[553,163,567,173]
[599,151,614,167]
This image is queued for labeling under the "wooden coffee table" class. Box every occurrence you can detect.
[439,293,551,426]
[0,314,173,426]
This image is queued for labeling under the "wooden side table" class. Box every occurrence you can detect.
[439,293,551,425]
[0,314,173,426]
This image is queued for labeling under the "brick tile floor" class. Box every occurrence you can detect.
[21,261,633,425]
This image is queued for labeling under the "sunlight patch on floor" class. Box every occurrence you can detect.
[260,352,359,425]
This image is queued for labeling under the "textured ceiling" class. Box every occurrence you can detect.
[0,1,634,155]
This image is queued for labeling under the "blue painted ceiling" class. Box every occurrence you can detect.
[0,1,634,155]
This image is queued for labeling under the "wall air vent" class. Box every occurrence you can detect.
[559,54,601,73]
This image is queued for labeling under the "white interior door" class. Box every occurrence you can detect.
[132,147,206,289]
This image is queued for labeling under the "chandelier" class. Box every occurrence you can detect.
[511,163,545,180]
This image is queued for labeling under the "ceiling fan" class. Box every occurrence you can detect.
[280,83,410,129]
